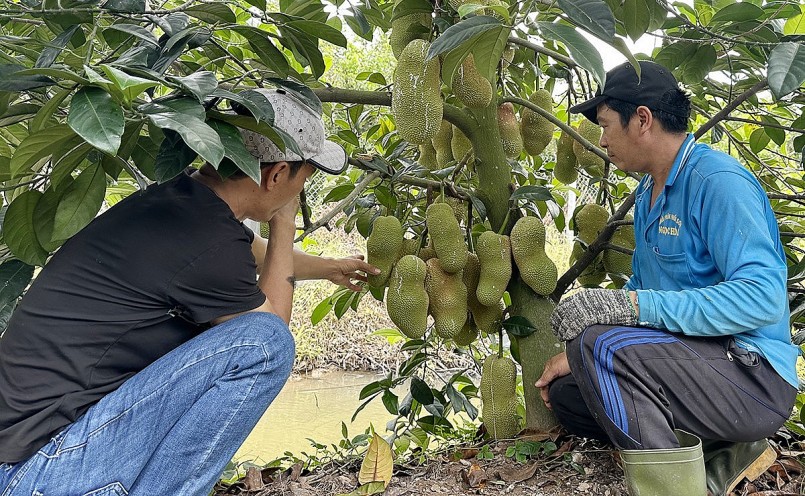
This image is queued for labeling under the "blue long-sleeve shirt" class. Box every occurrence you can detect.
[625,133,799,388]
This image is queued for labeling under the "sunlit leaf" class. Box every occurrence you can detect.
[358,434,393,486]
[768,42,805,99]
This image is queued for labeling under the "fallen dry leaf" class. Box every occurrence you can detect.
[461,462,487,488]
[243,466,263,490]
[495,462,539,483]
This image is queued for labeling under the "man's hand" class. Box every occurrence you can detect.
[325,255,380,292]
[550,289,639,341]
[270,197,299,232]
[534,352,571,410]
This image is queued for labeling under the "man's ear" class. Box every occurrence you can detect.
[636,106,653,133]
[262,161,290,191]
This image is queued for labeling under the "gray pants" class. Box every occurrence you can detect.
[549,325,797,450]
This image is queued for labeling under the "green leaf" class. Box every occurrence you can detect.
[655,42,697,72]
[710,3,765,23]
[52,163,107,242]
[210,88,275,124]
[557,0,616,41]
[102,24,160,46]
[153,129,197,183]
[33,182,71,252]
[185,3,237,24]
[677,44,717,84]
[287,19,347,48]
[0,64,54,91]
[621,0,651,41]
[230,26,290,77]
[35,25,80,68]
[265,78,322,116]
[310,296,333,325]
[608,37,641,78]
[784,13,805,35]
[537,22,606,87]
[0,260,34,328]
[14,68,90,86]
[167,71,218,103]
[140,98,207,120]
[410,377,434,405]
[103,0,145,11]
[4,191,49,266]
[68,87,125,155]
[99,65,159,104]
[323,183,355,203]
[510,185,553,202]
[391,0,433,20]
[426,16,502,61]
[10,125,78,177]
[208,120,260,184]
[31,87,73,132]
[761,116,786,146]
[749,128,770,154]
[146,111,224,167]
[381,390,399,415]
[345,6,373,41]
[502,315,537,337]
[768,42,805,99]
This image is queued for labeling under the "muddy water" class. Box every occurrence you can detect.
[234,371,397,463]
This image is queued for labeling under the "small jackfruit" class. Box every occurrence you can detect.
[453,320,479,347]
[510,216,558,296]
[389,12,432,59]
[571,241,607,287]
[426,202,468,273]
[425,258,467,339]
[432,120,454,168]
[481,355,520,440]
[445,196,467,225]
[498,103,523,158]
[463,253,503,335]
[603,215,635,280]
[520,89,554,156]
[418,242,437,262]
[418,142,439,170]
[475,231,512,306]
[553,128,578,184]
[452,54,493,109]
[392,39,442,144]
[574,120,605,177]
[575,203,609,245]
[366,216,404,287]
[387,255,430,339]
[402,237,420,257]
[450,125,473,164]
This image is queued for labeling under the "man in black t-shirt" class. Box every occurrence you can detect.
[0,89,378,495]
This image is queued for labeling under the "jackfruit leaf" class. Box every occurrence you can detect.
[620,0,651,41]
[10,125,79,177]
[466,192,487,221]
[323,184,355,203]
[4,191,48,266]
[146,110,224,166]
[0,259,34,331]
[335,481,387,496]
[210,88,275,124]
[100,65,159,104]
[344,5,373,41]
[356,72,387,85]
[510,185,553,202]
[410,377,434,405]
[433,18,509,84]
[557,0,615,41]
[265,78,322,116]
[103,0,145,12]
[311,297,334,325]
[276,26,326,78]
[607,38,641,80]
[358,434,393,486]
[102,24,159,46]
[536,22,606,87]
[185,3,236,24]
[154,129,197,183]
[68,87,124,156]
[31,87,73,133]
[166,71,218,103]
[35,25,80,68]
[446,384,478,419]
[426,16,502,62]
[208,120,260,184]
[15,68,90,86]
[502,315,537,338]
[761,116,785,145]
[230,26,290,77]
[0,64,54,92]
[52,163,106,242]
[382,390,399,415]
[373,185,397,213]
[768,42,805,100]
[750,129,771,154]
[391,0,432,20]
[34,180,72,252]
[676,45,716,84]
[784,13,805,35]
[399,351,428,376]
[400,339,425,352]
[286,19,347,48]
[710,3,764,24]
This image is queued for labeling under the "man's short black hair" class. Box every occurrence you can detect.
[211,158,306,180]
[602,89,691,133]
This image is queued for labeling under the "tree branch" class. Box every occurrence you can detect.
[508,36,577,69]
[348,158,473,199]
[694,78,768,140]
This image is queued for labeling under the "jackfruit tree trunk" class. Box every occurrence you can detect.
[467,102,559,432]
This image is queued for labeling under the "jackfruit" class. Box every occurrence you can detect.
[463,252,503,335]
[426,202,467,273]
[389,12,432,59]
[571,242,607,287]
[603,214,635,280]
[475,231,512,306]
[425,258,467,339]
[510,216,557,296]
[392,39,442,144]
[481,354,520,440]
[498,103,523,158]
[432,120,454,168]
[451,125,473,164]
[452,54,493,109]
[575,203,609,245]
[402,237,420,257]
[520,89,554,156]
[366,216,404,287]
[574,120,605,177]
[387,255,430,339]
[453,320,479,347]
[501,46,515,69]
[553,128,578,184]
[445,196,467,225]
[418,242,437,262]
[418,142,439,170]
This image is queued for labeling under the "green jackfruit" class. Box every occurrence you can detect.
[426,202,467,273]
[452,54,493,109]
[445,196,467,225]
[387,255,430,339]
[603,214,635,280]
[463,253,503,335]
[571,242,607,287]
[402,237,420,257]
[575,203,609,245]
[366,216,404,287]
[510,216,558,296]
[432,120,454,168]
[389,12,432,59]
[481,355,520,440]
[574,120,605,177]
[392,39,442,144]
[418,242,437,262]
[418,142,439,170]
[554,128,578,184]
[453,320,479,347]
[425,258,467,339]
[520,89,554,156]
[450,125,473,164]
[498,103,523,158]
[475,231,512,306]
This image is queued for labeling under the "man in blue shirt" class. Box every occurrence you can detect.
[535,61,798,496]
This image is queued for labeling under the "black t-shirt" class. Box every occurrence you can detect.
[0,171,267,463]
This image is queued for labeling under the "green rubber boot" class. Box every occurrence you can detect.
[702,439,776,496]
[621,430,707,496]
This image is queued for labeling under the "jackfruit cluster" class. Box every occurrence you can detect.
[498,103,523,159]
[392,39,442,144]
[481,354,520,440]
[367,216,404,287]
[425,258,467,339]
[386,255,430,339]
[574,120,605,177]
[426,202,468,273]
[432,120,454,168]
[520,89,554,156]
[553,128,578,184]
[475,231,512,306]
[603,215,635,285]
[463,252,504,336]
[510,216,557,296]
[452,54,493,109]
[389,12,432,59]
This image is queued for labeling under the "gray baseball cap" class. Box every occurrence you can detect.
[239,88,347,174]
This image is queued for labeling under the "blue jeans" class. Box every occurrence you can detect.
[0,312,295,496]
